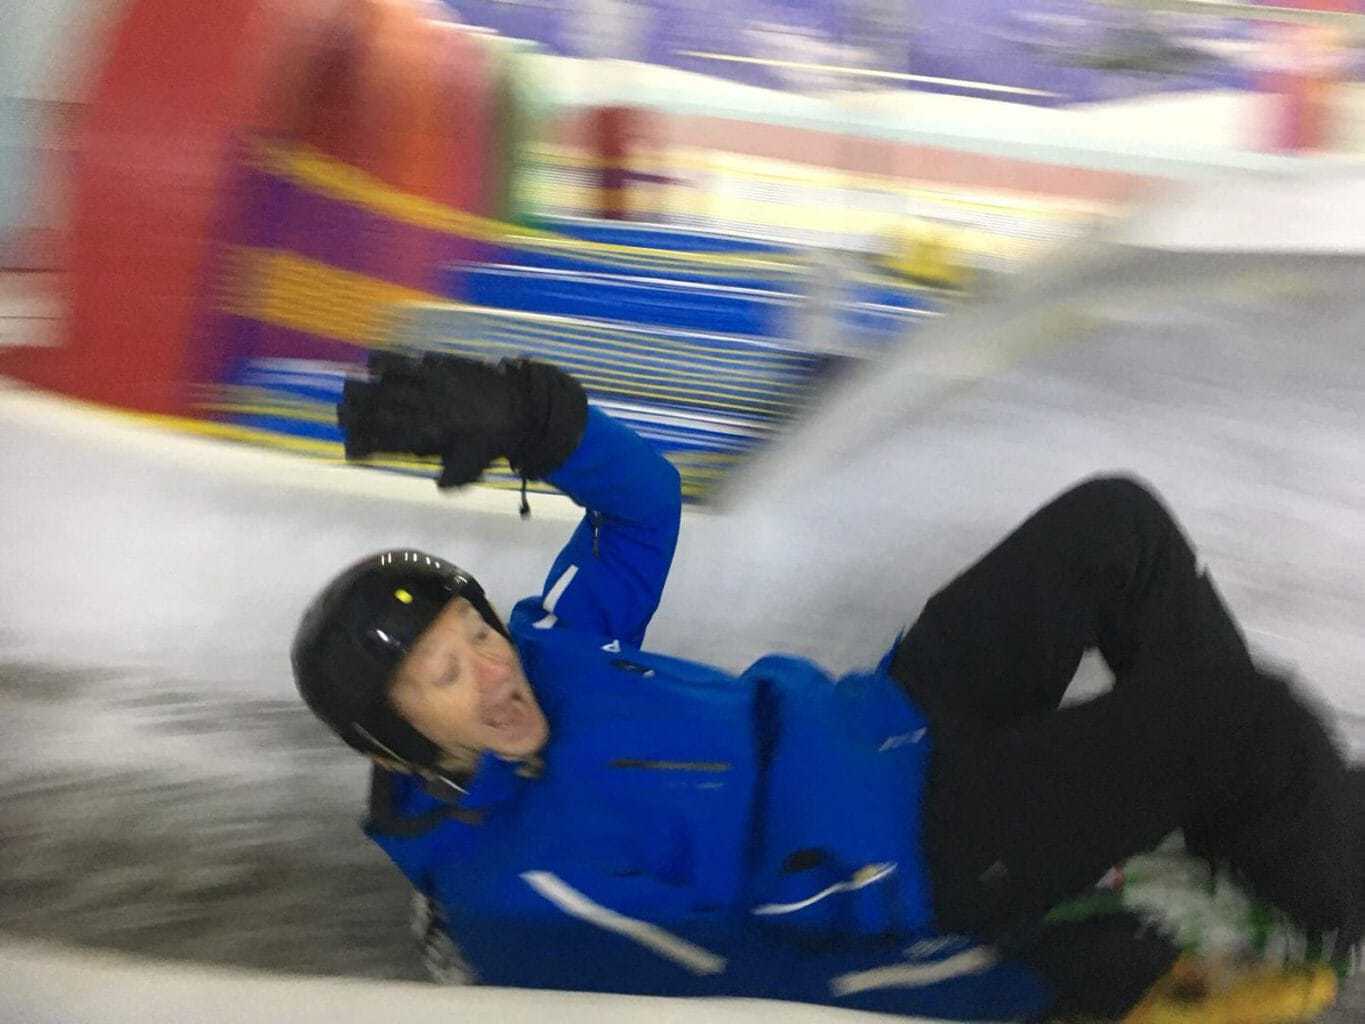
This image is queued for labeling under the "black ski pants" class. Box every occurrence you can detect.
[888,476,1360,1013]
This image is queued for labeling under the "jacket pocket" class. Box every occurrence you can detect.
[751,855,901,942]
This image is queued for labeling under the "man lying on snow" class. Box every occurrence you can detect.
[291,350,1356,1022]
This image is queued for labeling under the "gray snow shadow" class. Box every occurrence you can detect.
[0,661,423,980]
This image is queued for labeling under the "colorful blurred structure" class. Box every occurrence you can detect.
[4,0,1360,500]
[0,0,507,416]
[0,0,1011,500]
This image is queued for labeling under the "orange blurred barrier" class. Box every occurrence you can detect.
[0,0,497,415]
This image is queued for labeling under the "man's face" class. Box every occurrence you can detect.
[388,597,548,760]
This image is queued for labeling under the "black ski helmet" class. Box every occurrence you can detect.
[291,550,506,785]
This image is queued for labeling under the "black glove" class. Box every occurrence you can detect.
[337,349,587,489]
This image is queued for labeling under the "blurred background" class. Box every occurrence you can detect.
[2,1,1364,1021]
[3,0,1362,499]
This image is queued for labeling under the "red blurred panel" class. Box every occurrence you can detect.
[590,106,637,221]
[0,0,499,413]
[426,19,494,276]
[292,4,370,165]
[338,3,495,293]
[357,1,447,290]
[0,0,351,413]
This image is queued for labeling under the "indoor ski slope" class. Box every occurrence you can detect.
[3,171,1364,1022]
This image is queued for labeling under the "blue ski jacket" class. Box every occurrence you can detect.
[365,407,1051,1021]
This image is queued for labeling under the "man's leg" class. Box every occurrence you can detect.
[889,474,1253,726]
[918,665,1355,935]
[888,476,1359,1006]
[926,681,1357,1020]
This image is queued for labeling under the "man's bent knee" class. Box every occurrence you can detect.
[1064,474,1162,511]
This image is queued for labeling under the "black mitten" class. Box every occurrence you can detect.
[337,349,586,490]
[499,358,590,479]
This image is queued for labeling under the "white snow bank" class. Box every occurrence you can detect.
[0,939,933,1024]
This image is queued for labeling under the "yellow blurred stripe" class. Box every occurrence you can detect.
[250,141,799,274]
[217,246,436,346]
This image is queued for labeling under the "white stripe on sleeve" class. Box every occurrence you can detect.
[829,947,998,997]
[533,565,578,629]
[520,871,726,976]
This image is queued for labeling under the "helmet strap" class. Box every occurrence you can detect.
[353,723,471,798]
